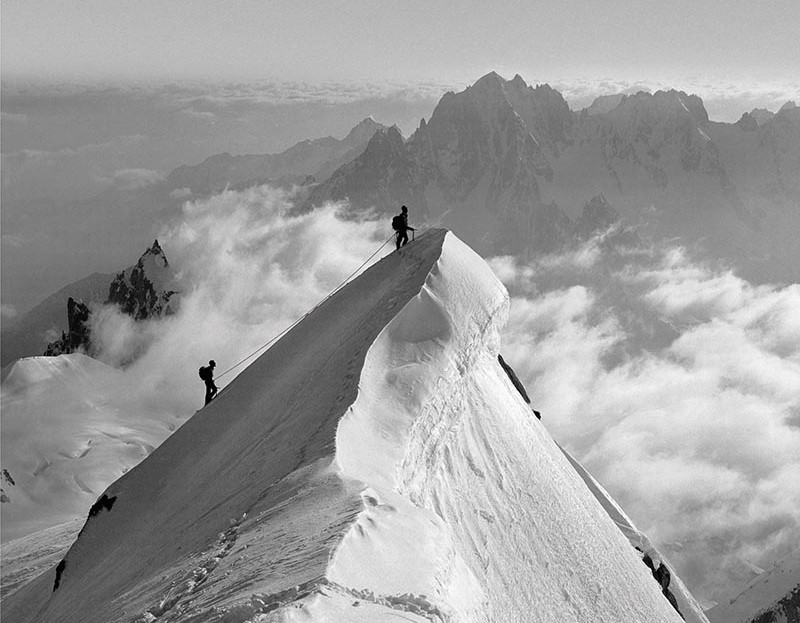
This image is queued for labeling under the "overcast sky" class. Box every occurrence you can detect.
[3,0,799,84]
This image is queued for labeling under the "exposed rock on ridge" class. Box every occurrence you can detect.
[43,240,178,358]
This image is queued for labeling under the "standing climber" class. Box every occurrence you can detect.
[199,360,218,405]
[392,205,415,249]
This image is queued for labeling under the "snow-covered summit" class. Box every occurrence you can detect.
[3,230,704,622]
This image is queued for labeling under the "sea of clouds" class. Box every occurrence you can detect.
[88,186,389,416]
[492,233,800,605]
[48,186,800,606]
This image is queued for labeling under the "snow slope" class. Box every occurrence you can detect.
[0,354,187,542]
[707,547,800,623]
[2,229,700,622]
[559,444,708,622]
[1,518,82,599]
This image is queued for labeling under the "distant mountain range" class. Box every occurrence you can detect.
[307,73,800,282]
[0,122,383,365]
[166,117,385,195]
[1,241,178,366]
[4,72,798,368]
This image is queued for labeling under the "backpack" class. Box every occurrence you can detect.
[391,214,403,231]
[199,366,210,381]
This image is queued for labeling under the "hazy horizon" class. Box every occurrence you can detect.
[2,71,799,317]
[3,0,799,81]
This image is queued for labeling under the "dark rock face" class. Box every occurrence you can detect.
[166,117,385,196]
[107,240,177,320]
[43,298,92,356]
[1,468,15,503]
[43,240,178,358]
[750,585,800,623]
[498,354,531,404]
[309,73,576,257]
[53,493,120,591]
[641,551,684,619]
[87,493,117,518]
[308,126,419,213]
[53,560,66,592]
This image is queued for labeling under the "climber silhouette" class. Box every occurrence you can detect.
[392,205,415,249]
[199,360,218,405]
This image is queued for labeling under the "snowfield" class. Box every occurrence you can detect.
[1,354,188,542]
[2,229,705,622]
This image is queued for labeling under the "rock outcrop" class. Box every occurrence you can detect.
[43,240,178,358]
[42,298,91,356]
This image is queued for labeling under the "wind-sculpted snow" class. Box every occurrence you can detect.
[2,230,701,622]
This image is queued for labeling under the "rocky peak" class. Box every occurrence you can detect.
[108,240,178,321]
[44,242,179,359]
[471,71,505,92]
[342,117,385,146]
[364,125,404,152]
[510,73,527,89]
[585,94,625,116]
[305,124,418,214]
[613,90,709,125]
[141,239,168,268]
[43,298,91,356]
[749,107,775,125]
[736,112,759,132]
[590,88,720,180]
[504,79,575,148]
[779,100,798,112]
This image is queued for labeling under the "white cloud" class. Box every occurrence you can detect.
[88,186,392,417]
[110,168,164,190]
[494,241,800,604]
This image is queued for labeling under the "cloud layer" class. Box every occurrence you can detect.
[492,238,800,605]
[89,186,392,416]
[16,181,799,606]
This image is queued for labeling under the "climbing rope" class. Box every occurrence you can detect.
[214,233,397,383]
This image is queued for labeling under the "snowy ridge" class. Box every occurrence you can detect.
[316,232,696,621]
[707,547,800,623]
[559,445,708,623]
[2,230,701,622]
